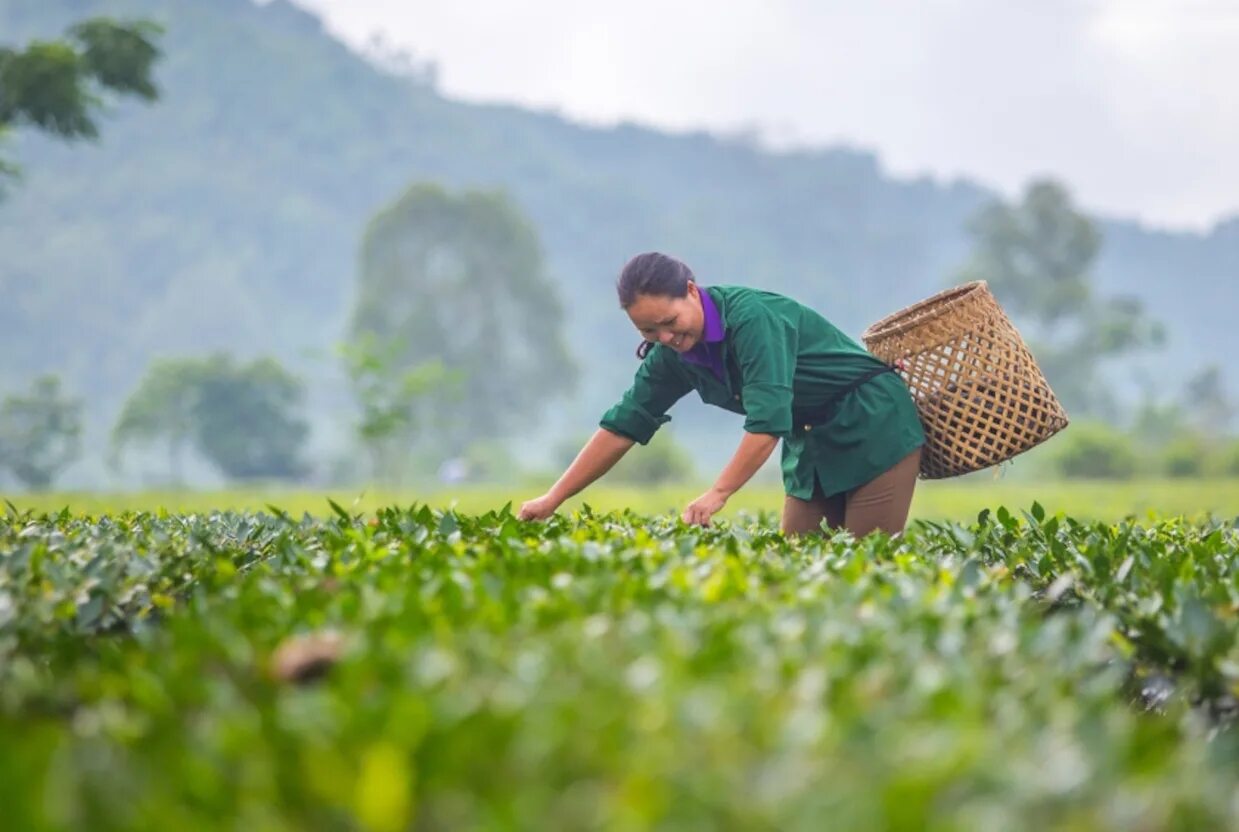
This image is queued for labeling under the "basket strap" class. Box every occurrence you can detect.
[792,363,899,432]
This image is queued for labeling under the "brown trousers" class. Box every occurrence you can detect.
[781,447,922,538]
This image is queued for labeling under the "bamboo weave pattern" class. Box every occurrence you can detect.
[862,281,1069,479]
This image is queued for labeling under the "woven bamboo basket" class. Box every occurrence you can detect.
[861,281,1069,479]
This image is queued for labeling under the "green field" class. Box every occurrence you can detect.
[2,495,1238,829]
[6,477,1238,524]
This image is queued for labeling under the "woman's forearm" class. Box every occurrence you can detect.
[547,428,636,503]
[712,431,779,497]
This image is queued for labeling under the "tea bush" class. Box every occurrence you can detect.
[1,502,1236,830]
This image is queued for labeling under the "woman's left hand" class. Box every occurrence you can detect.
[682,488,728,526]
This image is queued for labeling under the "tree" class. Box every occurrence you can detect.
[0,17,161,181]
[0,375,82,490]
[1160,434,1209,478]
[349,182,577,459]
[1129,393,1186,449]
[112,354,309,483]
[956,180,1164,417]
[191,356,309,481]
[1181,365,1234,441]
[1045,421,1138,480]
[339,333,459,484]
[110,359,200,483]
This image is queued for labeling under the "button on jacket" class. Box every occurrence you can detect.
[600,285,926,499]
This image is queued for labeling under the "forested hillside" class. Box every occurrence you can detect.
[1,0,1234,482]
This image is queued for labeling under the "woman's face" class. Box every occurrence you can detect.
[626,281,705,353]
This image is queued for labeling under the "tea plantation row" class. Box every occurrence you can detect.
[0,502,1237,830]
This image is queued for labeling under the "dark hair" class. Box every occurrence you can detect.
[617,252,694,308]
[618,253,696,360]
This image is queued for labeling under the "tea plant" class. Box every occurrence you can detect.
[1,502,1236,830]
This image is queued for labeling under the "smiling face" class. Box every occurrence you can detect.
[625,281,705,353]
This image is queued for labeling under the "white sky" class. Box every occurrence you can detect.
[289,0,1239,232]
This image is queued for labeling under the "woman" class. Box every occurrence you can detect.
[518,252,926,536]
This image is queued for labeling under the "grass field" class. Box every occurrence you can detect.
[6,477,1238,524]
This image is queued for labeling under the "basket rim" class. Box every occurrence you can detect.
[862,280,990,343]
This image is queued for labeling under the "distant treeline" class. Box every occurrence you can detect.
[0,0,1235,487]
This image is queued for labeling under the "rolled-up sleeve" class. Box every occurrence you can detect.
[599,348,693,444]
[731,307,798,437]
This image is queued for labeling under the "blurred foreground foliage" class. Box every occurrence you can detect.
[0,15,160,180]
[0,502,1237,829]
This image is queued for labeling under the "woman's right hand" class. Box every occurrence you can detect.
[518,493,561,521]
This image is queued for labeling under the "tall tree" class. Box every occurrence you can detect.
[192,356,309,481]
[112,355,308,483]
[339,334,459,484]
[110,358,200,483]
[349,183,576,458]
[0,17,161,181]
[1181,365,1234,441]
[956,180,1163,416]
[0,375,82,490]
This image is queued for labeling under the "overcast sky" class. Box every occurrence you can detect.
[289,0,1239,232]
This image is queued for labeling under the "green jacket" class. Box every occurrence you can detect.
[600,285,925,499]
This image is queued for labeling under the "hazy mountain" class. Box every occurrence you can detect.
[1,0,1234,484]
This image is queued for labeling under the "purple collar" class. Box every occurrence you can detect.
[700,287,725,343]
[680,286,725,379]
